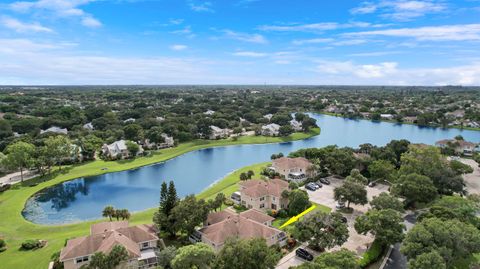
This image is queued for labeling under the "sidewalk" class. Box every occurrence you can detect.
[0,170,38,185]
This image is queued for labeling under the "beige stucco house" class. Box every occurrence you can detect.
[190,208,287,251]
[271,157,315,183]
[60,221,162,269]
[239,178,289,211]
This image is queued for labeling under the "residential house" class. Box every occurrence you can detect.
[271,157,315,183]
[124,118,136,123]
[239,178,289,211]
[290,120,302,132]
[190,208,287,251]
[261,123,280,136]
[143,134,174,149]
[83,122,94,130]
[60,221,162,269]
[40,126,68,135]
[435,139,478,156]
[209,126,231,140]
[380,114,394,120]
[263,114,273,121]
[102,140,143,159]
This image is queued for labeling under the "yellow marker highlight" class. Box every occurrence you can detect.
[279,204,317,229]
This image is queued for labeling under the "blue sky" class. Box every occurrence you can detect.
[0,0,479,85]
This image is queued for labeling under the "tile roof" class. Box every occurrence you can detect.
[199,210,281,246]
[239,178,289,198]
[60,222,158,262]
[272,157,312,172]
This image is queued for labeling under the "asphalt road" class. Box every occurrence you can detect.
[384,213,417,269]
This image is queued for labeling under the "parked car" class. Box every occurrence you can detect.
[340,216,348,223]
[319,178,331,185]
[305,183,317,191]
[368,181,376,187]
[314,181,323,188]
[336,200,346,209]
[296,248,314,261]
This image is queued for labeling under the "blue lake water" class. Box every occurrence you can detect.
[22,114,480,225]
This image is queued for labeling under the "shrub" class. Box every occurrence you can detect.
[223,199,234,206]
[0,238,6,252]
[358,240,385,268]
[0,184,11,193]
[277,209,289,218]
[20,240,42,250]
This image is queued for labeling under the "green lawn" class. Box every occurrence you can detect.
[0,129,319,269]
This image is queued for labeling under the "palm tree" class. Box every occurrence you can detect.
[119,209,131,220]
[102,206,115,221]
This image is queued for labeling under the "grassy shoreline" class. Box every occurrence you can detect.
[0,129,319,269]
[315,111,480,132]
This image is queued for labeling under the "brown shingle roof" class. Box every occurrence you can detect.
[239,178,289,198]
[240,209,275,223]
[60,222,158,262]
[272,157,312,172]
[91,221,128,235]
[199,211,281,246]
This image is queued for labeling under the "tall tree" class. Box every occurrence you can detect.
[345,169,368,185]
[171,243,215,269]
[3,141,35,181]
[401,217,480,266]
[294,249,359,269]
[83,245,128,269]
[43,135,72,171]
[287,189,311,216]
[370,193,404,212]
[293,212,349,251]
[407,251,446,269]
[392,173,437,206]
[368,160,396,182]
[102,205,115,221]
[354,209,405,246]
[213,238,281,269]
[170,195,210,236]
[334,180,367,209]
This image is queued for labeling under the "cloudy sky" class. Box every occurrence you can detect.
[0,0,480,85]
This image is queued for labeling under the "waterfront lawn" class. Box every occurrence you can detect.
[0,130,320,269]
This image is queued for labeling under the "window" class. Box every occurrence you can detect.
[142,242,149,249]
[260,197,265,201]
[260,203,265,208]
[76,256,89,264]
[272,197,275,201]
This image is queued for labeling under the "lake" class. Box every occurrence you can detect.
[22,114,480,225]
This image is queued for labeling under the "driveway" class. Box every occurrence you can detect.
[276,178,390,268]
[458,158,480,194]
[303,178,389,255]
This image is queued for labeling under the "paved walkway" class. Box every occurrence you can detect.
[0,170,38,185]
[459,158,480,194]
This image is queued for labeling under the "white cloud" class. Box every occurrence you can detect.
[222,30,268,44]
[259,21,387,33]
[351,1,447,21]
[170,26,196,38]
[81,16,101,28]
[232,51,268,57]
[189,1,214,12]
[292,38,334,45]
[9,0,101,27]
[346,24,480,41]
[314,59,480,85]
[170,44,188,51]
[292,38,367,46]
[1,16,53,33]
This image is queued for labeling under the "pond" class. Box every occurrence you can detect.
[22,114,480,225]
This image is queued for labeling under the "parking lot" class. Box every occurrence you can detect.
[276,178,390,268]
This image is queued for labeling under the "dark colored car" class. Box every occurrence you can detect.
[305,183,317,191]
[340,216,348,223]
[314,181,323,188]
[296,248,314,261]
[319,178,331,185]
[368,181,377,187]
